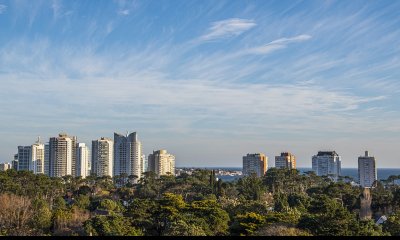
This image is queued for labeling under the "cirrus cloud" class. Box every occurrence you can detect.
[199,18,256,42]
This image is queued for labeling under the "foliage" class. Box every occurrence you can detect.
[383,211,400,236]
[84,215,142,236]
[230,212,266,236]
[1,168,400,236]
[237,173,266,201]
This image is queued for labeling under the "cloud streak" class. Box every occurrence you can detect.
[0,4,6,14]
[240,34,312,55]
[199,18,256,42]
[1,1,400,167]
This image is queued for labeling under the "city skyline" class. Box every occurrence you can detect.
[1,0,400,168]
[3,132,392,169]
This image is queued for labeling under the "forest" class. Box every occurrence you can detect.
[0,168,400,236]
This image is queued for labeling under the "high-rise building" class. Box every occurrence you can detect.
[16,138,46,174]
[92,137,113,177]
[148,150,175,177]
[114,132,142,179]
[358,151,377,188]
[31,138,45,174]
[17,146,31,171]
[71,136,77,177]
[0,162,12,171]
[312,151,341,181]
[76,143,90,178]
[243,153,268,177]
[87,149,92,177]
[44,144,49,175]
[12,154,18,170]
[275,152,296,170]
[141,154,147,173]
[49,133,74,177]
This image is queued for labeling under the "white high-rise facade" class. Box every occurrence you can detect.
[31,138,45,174]
[0,163,12,171]
[358,151,377,188]
[92,138,113,177]
[312,151,341,181]
[243,153,268,177]
[114,132,142,180]
[148,150,175,177]
[76,143,90,178]
[49,134,74,177]
[16,138,45,174]
[141,154,147,173]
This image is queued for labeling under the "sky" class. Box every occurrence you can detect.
[0,0,400,168]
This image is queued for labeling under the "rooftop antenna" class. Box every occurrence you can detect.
[36,136,41,144]
[126,131,129,137]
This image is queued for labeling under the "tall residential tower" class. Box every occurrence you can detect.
[243,153,268,177]
[92,138,113,177]
[312,151,341,181]
[358,151,377,188]
[76,143,90,178]
[49,133,75,177]
[31,138,45,174]
[275,152,296,170]
[114,132,142,180]
[148,150,175,177]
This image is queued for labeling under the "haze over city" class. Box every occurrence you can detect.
[0,0,399,168]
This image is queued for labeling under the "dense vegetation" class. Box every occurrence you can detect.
[0,168,400,236]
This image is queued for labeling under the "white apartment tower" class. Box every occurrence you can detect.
[141,154,147,173]
[114,132,142,179]
[312,151,342,181]
[0,163,12,171]
[148,150,175,177]
[31,138,45,174]
[16,138,45,174]
[76,143,90,178]
[92,137,114,177]
[243,153,268,177]
[49,133,74,177]
[358,151,377,188]
[275,152,296,170]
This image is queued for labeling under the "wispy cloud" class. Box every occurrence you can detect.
[243,34,312,55]
[118,9,130,15]
[0,4,7,14]
[51,0,73,20]
[199,18,256,42]
[115,0,138,16]
[1,0,400,167]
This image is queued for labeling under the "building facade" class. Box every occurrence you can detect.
[148,150,175,177]
[44,144,49,175]
[0,162,12,171]
[49,134,74,177]
[275,152,296,170]
[17,146,31,171]
[312,151,341,181]
[31,139,45,174]
[243,153,268,177]
[92,138,114,177]
[114,132,142,180]
[76,143,90,178]
[141,154,147,173]
[12,154,18,170]
[358,151,377,188]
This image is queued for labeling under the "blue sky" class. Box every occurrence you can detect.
[1,0,400,168]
